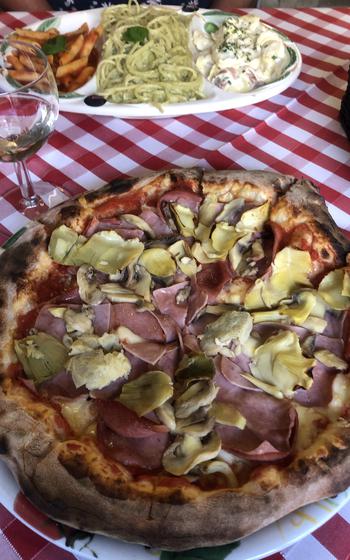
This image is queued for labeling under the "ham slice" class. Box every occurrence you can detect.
[84,216,145,240]
[220,356,260,391]
[294,362,336,407]
[96,400,168,438]
[35,305,67,341]
[152,281,189,328]
[39,370,87,399]
[139,208,172,237]
[158,189,202,214]
[97,421,169,470]
[186,276,208,324]
[214,366,297,456]
[157,345,179,376]
[93,303,112,335]
[122,341,168,365]
[196,262,232,304]
[111,303,177,342]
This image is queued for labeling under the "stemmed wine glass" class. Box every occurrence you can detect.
[0,39,71,218]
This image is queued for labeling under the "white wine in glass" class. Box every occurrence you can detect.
[0,39,72,218]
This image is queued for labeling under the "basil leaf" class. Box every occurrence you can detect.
[122,26,149,43]
[42,35,66,55]
[160,542,240,560]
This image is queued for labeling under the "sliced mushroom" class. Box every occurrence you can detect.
[162,432,221,476]
[176,407,215,437]
[100,283,141,303]
[156,402,177,432]
[77,264,104,305]
[174,380,219,419]
[139,248,176,277]
[126,263,152,302]
[194,459,238,487]
[118,371,174,416]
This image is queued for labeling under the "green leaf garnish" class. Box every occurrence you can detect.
[204,22,219,34]
[36,17,60,32]
[42,35,67,55]
[122,26,149,44]
[160,542,240,560]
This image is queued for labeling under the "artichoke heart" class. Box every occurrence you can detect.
[249,330,315,398]
[162,432,221,476]
[14,332,68,383]
[122,213,155,238]
[76,230,144,274]
[100,283,141,303]
[67,349,131,390]
[48,225,86,266]
[245,247,312,309]
[200,310,253,357]
[211,222,240,255]
[318,268,350,310]
[198,194,221,226]
[280,291,316,325]
[343,270,350,297]
[118,371,173,416]
[235,201,270,232]
[171,203,196,237]
[139,248,176,277]
[215,198,244,223]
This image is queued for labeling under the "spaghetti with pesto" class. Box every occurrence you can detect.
[96,1,203,107]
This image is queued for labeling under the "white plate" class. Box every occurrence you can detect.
[0,460,349,560]
[26,7,302,119]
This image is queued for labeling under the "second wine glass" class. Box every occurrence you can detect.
[0,39,73,218]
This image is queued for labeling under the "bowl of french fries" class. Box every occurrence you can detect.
[8,19,102,95]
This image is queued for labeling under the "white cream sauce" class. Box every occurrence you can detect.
[193,15,291,93]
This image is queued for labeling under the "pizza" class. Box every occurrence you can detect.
[0,168,350,551]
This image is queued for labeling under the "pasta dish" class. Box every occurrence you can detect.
[96,1,203,107]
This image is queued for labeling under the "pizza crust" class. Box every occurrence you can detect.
[1,390,349,550]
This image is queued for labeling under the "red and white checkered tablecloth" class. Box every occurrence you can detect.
[1,6,350,560]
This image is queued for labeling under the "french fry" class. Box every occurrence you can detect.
[47,55,54,65]
[56,56,88,79]
[59,33,84,66]
[67,65,95,91]
[14,27,57,42]
[11,35,42,49]
[79,25,102,59]
[8,69,41,83]
[60,75,74,90]
[18,53,45,73]
[64,23,89,38]
[6,54,24,71]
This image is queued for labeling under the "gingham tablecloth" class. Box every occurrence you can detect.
[1,6,350,560]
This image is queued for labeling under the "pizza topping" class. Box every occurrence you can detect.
[57,395,97,435]
[96,400,168,438]
[138,247,176,277]
[14,333,68,384]
[152,282,189,329]
[211,401,246,429]
[156,402,177,432]
[48,225,86,265]
[99,283,142,303]
[313,350,348,371]
[67,349,131,390]
[62,307,94,336]
[248,330,314,398]
[176,408,216,437]
[117,371,173,416]
[121,213,156,238]
[199,310,253,357]
[245,247,312,309]
[77,264,104,305]
[162,432,221,476]
[318,268,350,310]
[174,380,219,419]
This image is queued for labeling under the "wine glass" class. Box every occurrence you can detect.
[0,39,72,218]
